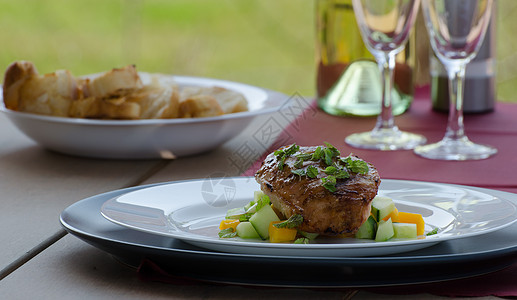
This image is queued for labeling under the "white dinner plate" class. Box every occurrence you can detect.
[61,181,517,287]
[100,177,517,257]
[0,74,287,159]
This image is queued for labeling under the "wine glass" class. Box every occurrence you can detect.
[345,0,426,150]
[414,0,497,160]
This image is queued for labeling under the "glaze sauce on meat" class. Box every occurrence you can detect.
[255,144,380,236]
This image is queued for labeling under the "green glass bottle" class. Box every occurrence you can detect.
[315,0,415,117]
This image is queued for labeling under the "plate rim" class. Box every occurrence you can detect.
[100,177,517,255]
[60,180,517,262]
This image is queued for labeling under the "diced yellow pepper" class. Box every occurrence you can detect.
[396,212,425,236]
[219,219,240,230]
[382,207,399,222]
[268,221,297,243]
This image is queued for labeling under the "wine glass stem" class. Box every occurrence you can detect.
[445,65,466,140]
[374,53,396,132]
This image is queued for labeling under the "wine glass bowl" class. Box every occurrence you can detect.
[345,0,426,150]
[414,0,497,160]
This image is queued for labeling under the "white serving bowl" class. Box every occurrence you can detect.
[1,75,288,159]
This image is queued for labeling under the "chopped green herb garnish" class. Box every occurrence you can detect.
[306,165,319,178]
[334,168,350,179]
[322,176,337,192]
[294,237,310,244]
[218,228,237,238]
[349,161,368,174]
[342,157,369,174]
[293,159,304,169]
[323,148,334,165]
[291,168,306,177]
[426,228,439,236]
[275,144,301,170]
[296,153,312,161]
[274,214,304,229]
[311,146,322,160]
[322,142,341,166]
[239,213,254,222]
[321,143,340,165]
[324,142,340,156]
[273,144,369,194]
[278,155,286,170]
[284,144,300,156]
[256,194,270,211]
[274,149,284,156]
[324,166,337,175]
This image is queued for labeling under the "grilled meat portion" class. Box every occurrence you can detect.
[255,144,380,236]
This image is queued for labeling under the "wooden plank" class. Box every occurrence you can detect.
[0,235,351,299]
[0,114,168,274]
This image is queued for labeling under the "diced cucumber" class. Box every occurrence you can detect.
[244,201,254,211]
[371,196,396,221]
[393,223,417,239]
[375,218,394,242]
[355,215,377,240]
[249,204,280,239]
[245,202,257,214]
[225,207,245,219]
[236,222,261,239]
[244,193,261,211]
[254,190,265,202]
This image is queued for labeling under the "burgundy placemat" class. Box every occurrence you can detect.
[244,86,517,193]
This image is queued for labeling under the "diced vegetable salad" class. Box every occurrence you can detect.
[219,191,436,244]
[218,191,311,244]
[357,196,428,242]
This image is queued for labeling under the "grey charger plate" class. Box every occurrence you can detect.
[60,182,517,288]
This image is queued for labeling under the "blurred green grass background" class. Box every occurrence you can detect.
[0,0,516,102]
[0,0,316,96]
